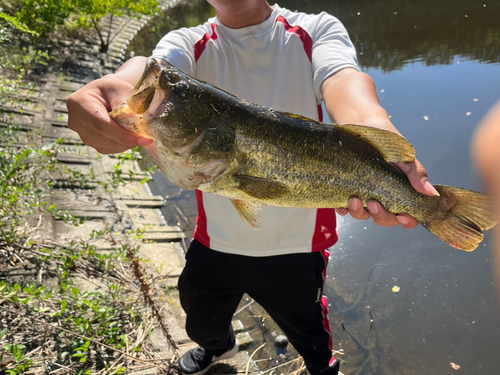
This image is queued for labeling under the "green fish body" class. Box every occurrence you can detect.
[110,58,497,251]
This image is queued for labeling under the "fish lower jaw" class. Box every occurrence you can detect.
[109,104,150,136]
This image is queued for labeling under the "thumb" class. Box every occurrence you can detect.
[395,159,440,197]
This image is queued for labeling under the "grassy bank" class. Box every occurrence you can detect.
[0,5,179,374]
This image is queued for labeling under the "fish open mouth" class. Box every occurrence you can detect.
[126,61,162,115]
[125,58,183,122]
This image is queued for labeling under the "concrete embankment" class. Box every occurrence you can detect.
[2,3,261,373]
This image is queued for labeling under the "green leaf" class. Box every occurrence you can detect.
[0,12,39,36]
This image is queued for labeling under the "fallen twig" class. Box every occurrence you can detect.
[234,299,255,316]
[245,343,265,375]
[126,247,179,352]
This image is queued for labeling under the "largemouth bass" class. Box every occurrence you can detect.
[110,58,497,251]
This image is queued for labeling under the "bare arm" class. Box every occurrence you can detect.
[473,101,500,255]
[473,101,500,199]
[321,68,439,228]
[67,56,152,154]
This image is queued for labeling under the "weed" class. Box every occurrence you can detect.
[0,340,34,374]
[0,8,176,373]
[0,109,172,374]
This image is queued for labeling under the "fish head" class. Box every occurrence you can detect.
[110,57,235,190]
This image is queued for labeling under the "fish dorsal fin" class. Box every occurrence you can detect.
[234,175,289,200]
[341,124,416,163]
[277,111,314,122]
[230,199,262,229]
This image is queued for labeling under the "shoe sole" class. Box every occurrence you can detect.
[180,340,240,375]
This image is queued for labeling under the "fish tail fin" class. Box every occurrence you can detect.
[422,185,497,251]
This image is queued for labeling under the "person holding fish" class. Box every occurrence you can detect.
[67,1,495,374]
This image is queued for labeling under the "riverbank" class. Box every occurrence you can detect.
[0,5,263,374]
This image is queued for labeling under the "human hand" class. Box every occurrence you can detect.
[67,74,153,154]
[335,159,440,228]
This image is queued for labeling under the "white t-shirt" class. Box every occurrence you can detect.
[152,4,359,256]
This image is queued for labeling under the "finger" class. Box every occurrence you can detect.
[367,201,400,227]
[395,214,419,229]
[335,207,349,216]
[137,137,153,146]
[67,77,143,151]
[348,197,371,220]
[395,159,440,197]
[72,117,140,152]
[74,99,140,145]
[68,100,140,152]
[78,132,135,154]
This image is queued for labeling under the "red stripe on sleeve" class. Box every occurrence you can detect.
[312,209,338,252]
[194,23,218,62]
[317,104,323,122]
[276,15,313,62]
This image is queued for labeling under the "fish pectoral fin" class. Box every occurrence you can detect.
[234,175,289,200]
[230,199,262,229]
[341,124,416,163]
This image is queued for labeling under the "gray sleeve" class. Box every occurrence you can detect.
[311,12,360,100]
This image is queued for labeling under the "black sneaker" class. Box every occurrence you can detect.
[178,340,239,375]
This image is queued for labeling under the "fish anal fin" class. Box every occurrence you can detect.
[234,175,289,200]
[341,124,416,164]
[231,199,262,229]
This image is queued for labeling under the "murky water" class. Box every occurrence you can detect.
[129,1,500,374]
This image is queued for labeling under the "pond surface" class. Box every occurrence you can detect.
[129,1,500,374]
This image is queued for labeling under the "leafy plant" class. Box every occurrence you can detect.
[0,6,51,108]
[72,0,161,52]
[0,127,83,247]
[0,11,38,36]
[0,328,34,375]
[2,0,161,52]
[0,271,142,374]
[0,4,175,373]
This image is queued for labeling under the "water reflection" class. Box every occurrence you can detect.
[129,0,500,71]
[280,0,500,71]
[330,61,500,375]
[128,0,500,374]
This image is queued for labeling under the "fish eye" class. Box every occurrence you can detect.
[174,82,189,98]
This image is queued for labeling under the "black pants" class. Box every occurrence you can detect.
[178,239,337,375]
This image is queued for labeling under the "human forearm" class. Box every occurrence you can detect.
[114,56,150,86]
[321,68,398,133]
[321,68,438,227]
[473,101,500,293]
[473,101,500,211]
